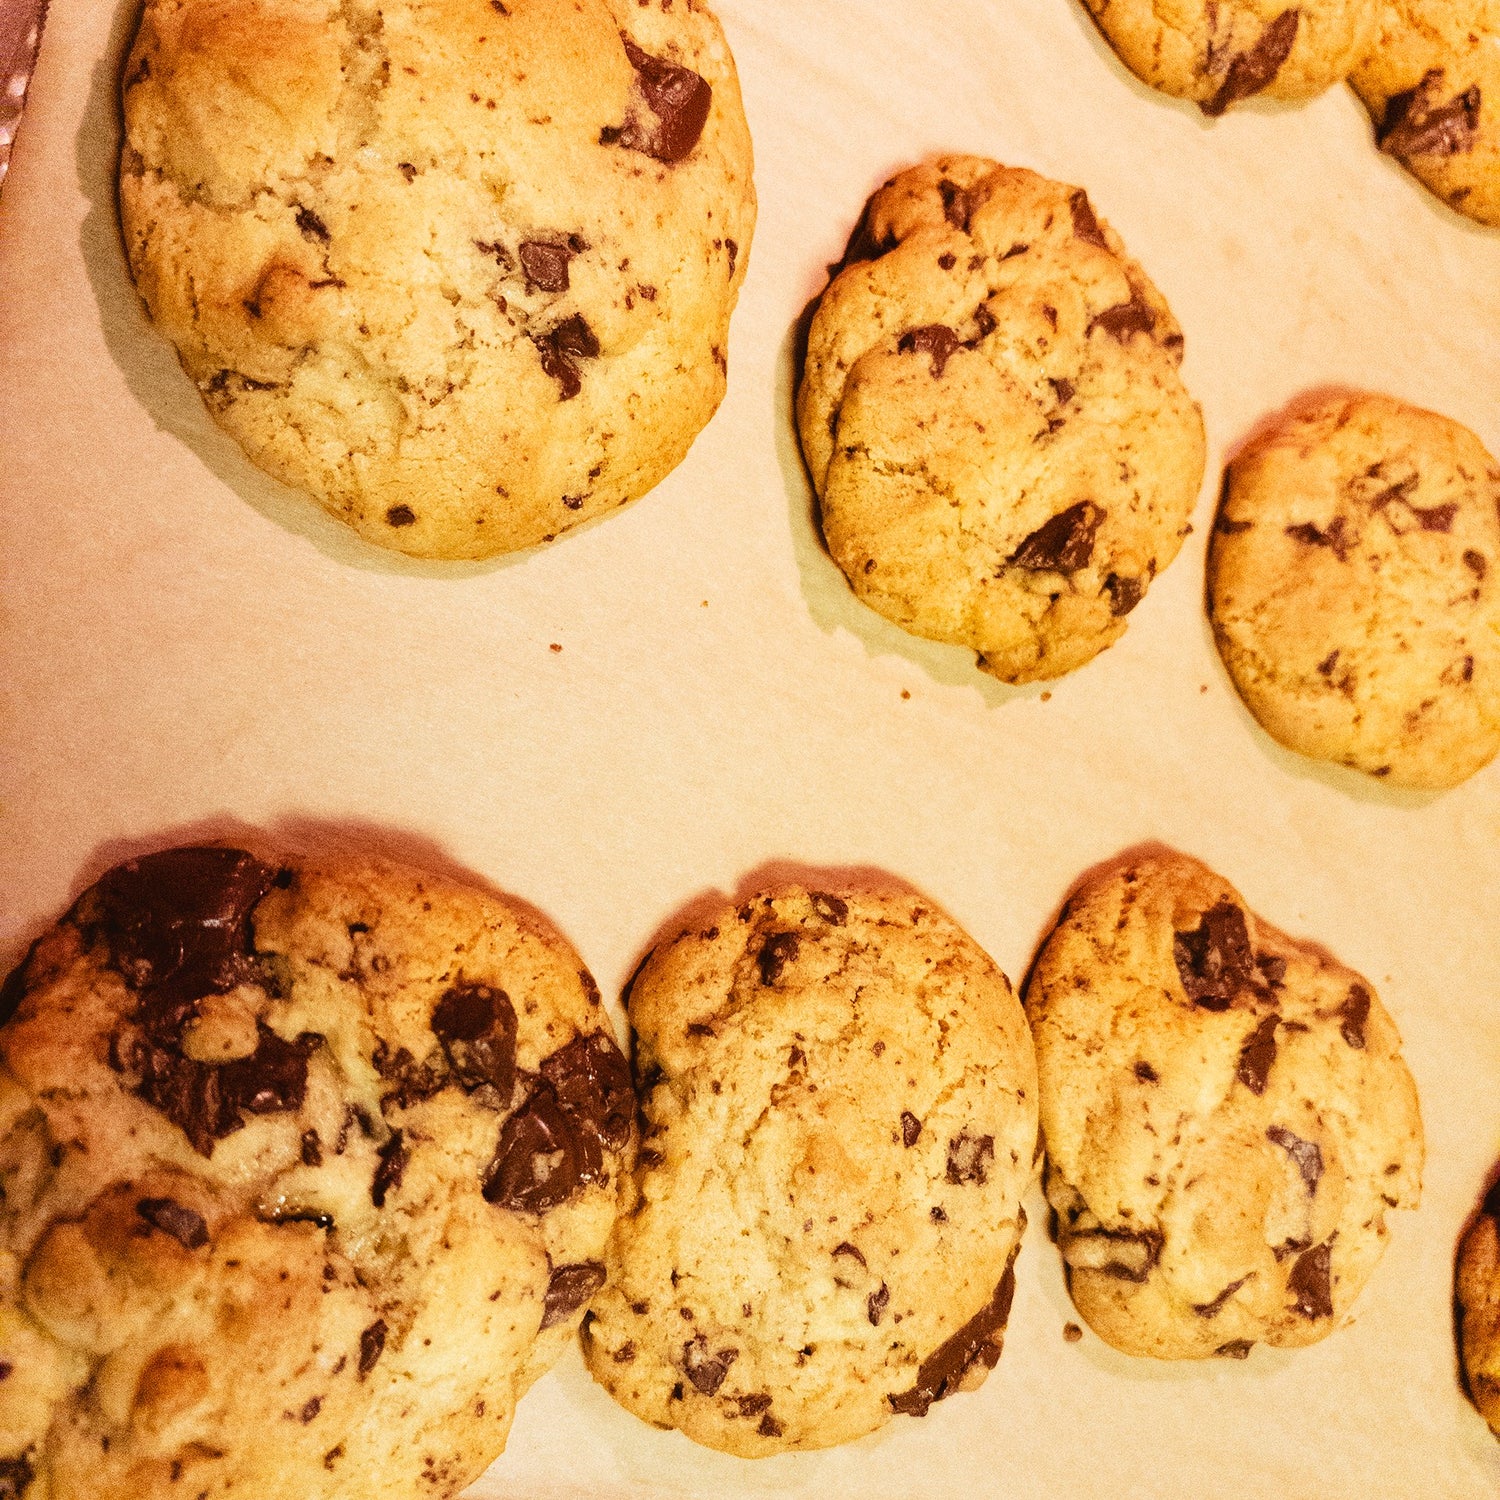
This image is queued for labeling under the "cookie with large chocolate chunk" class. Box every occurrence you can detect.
[1457,1180,1500,1435]
[1209,391,1500,789]
[119,0,755,559]
[1079,0,1379,114]
[797,157,1204,684]
[1351,1,1500,227]
[582,886,1036,1454]
[0,847,633,1499]
[1025,850,1423,1360]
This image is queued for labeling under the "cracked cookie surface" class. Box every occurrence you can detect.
[1025,849,1423,1361]
[1457,1183,1500,1436]
[1079,0,1380,113]
[1209,391,1500,789]
[119,0,755,559]
[797,157,1204,684]
[1350,0,1500,227]
[0,846,634,1499]
[581,886,1037,1455]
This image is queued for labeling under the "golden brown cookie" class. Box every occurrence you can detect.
[1458,1182,1500,1435]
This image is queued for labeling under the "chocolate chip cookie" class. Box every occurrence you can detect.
[1209,391,1500,789]
[797,157,1205,684]
[1026,850,1423,1361]
[1351,2,1500,227]
[1457,1181,1500,1435]
[1080,0,1380,114]
[0,846,634,1499]
[119,0,755,559]
[582,887,1037,1454]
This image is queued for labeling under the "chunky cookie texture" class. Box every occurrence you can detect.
[1080,0,1380,113]
[1026,850,1423,1361]
[797,157,1204,684]
[1209,392,1500,790]
[119,0,755,559]
[0,847,634,1499]
[1351,1,1500,227]
[582,887,1037,1455]
[1457,1181,1500,1436]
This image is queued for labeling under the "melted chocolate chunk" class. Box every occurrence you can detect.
[810,892,848,926]
[898,324,961,378]
[136,1196,209,1250]
[1134,1060,1159,1083]
[757,932,800,985]
[540,1262,607,1330]
[1193,1274,1251,1319]
[888,1258,1016,1417]
[946,1131,994,1186]
[1104,573,1144,616]
[901,1110,923,1147]
[1381,71,1482,160]
[734,1392,772,1417]
[1266,1125,1323,1193]
[1009,501,1104,572]
[0,1455,34,1500]
[601,37,712,163]
[1173,901,1255,1010]
[868,1283,890,1326]
[758,1413,784,1438]
[1203,8,1300,117]
[1236,1014,1279,1096]
[431,983,517,1096]
[1338,984,1371,1049]
[519,239,580,294]
[358,1320,387,1378]
[371,1042,446,1112]
[371,1130,408,1208]
[682,1335,737,1395]
[1285,515,1355,560]
[1287,1242,1332,1319]
[1068,189,1108,248]
[532,315,600,400]
[938,178,974,232]
[295,206,330,243]
[1088,292,1156,341]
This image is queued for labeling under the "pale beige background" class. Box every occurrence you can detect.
[2,0,1499,1494]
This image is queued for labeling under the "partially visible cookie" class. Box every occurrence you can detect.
[119,0,755,559]
[1351,2,1500,227]
[1079,0,1380,115]
[1209,392,1500,789]
[1026,849,1423,1361]
[582,886,1037,1455]
[0,846,634,1499]
[797,157,1205,684]
[1458,1182,1500,1435]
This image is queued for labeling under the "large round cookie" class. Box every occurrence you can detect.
[1457,1183,1500,1436]
[797,157,1205,684]
[1351,1,1500,228]
[582,886,1037,1455]
[1079,0,1379,114]
[1026,850,1423,1361]
[119,0,755,559]
[0,846,635,1499]
[1209,391,1500,789]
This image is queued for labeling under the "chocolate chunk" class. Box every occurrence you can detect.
[1068,189,1108,248]
[432,983,517,1096]
[938,178,974,232]
[295,207,330,243]
[1463,549,1488,579]
[1009,501,1104,572]
[371,1042,446,1111]
[519,239,579,294]
[887,1257,1016,1417]
[1338,984,1371,1049]
[1173,901,1255,1010]
[734,1392,772,1417]
[301,1129,323,1167]
[833,1242,867,1267]
[756,932,800,985]
[0,1364,11,1381]
[682,1335,737,1395]
[1193,1275,1251,1319]
[1203,8,1300,117]
[358,1320,387,1379]
[540,1262,607,1330]
[1236,1014,1279,1096]
[371,1130,408,1208]
[898,324,961,378]
[1380,71,1482,160]
[1414,502,1458,532]
[1104,573,1143,616]
[1287,1242,1332,1319]
[901,1110,922,1147]
[223,1026,317,1114]
[1256,954,1288,988]
[136,1196,209,1250]
[1266,1125,1323,1192]
[543,1031,635,1154]
[1088,292,1156,341]
[839,201,898,268]
[1066,1227,1163,1283]
[1216,514,1254,535]
[532,314,600,400]
[868,1283,890,1326]
[757,1413,784,1438]
[1285,516,1354,560]
[1215,1339,1254,1359]
[946,1130,994,1185]
[1049,376,1076,407]
[0,1455,34,1500]
[810,892,848,926]
[601,38,712,163]
[386,505,415,527]
[1134,1061,1158,1083]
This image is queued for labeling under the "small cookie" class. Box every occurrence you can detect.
[1209,391,1500,789]
[582,887,1037,1454]
[1457,1183,1500,1435]
[797,157,1205,684]
[1351,2,1500,227]
[119,0,755,559]
[1079,0,1379,115]
[1026,850,1423,1360]
[0,846,634,1499]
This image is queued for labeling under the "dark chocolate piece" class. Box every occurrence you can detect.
[1380,70,1482,160]
[1266,1125,1323,1193]
[432,983,517,1096]
[1285,515,1355,561]
[1338,984,1371,1049]
[540,1262,607,1330]
[682,1335,737,1395]
[1075,1228,1163,1283]
[901,1110,923,1147]
[832,1242,867,1266]
[1088,292,1156,341]
[532,315,600,401]
[938,178,974,232]
[1134,1061,1159,1083]
[1009,501,1104,572]
[385,505,415,527]
[1068,189,1108,248]
[1415,502,1458,533]
[1256,953,1288,988]
[0,1455,34,1500]
[1287,1242,1333,1319]
[946,1131,994,1186]
[897,324,961,378]
[1104,573,1143,616]
[301,1129,323,1166]
[756,932,800,985]
[887,1257,1016,1417]
[136,1196,209,1250]
[868,1283,890,1326]
[1193,1274,1251,1319]
[519,239,582,294]
[734,1393,772,1417]
[295,207,330,243]
[1203,8,1300,117]
[1215,1339,1254,1359]
[1173,901,1255,1010]
[1236,1014,1279,1096]
[358,1320,387,1378]
[371,1130,408,1208]
[601,37,712,163]
[810,893,848,926]
[757,1413,784,1438]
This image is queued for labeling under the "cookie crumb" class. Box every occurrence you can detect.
[900,690,911,701]
[1040,691,1052,702]
[549,643,563,653]
[1063,1322,1083,1343]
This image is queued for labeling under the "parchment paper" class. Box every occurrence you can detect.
[2,0,1499,1494]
